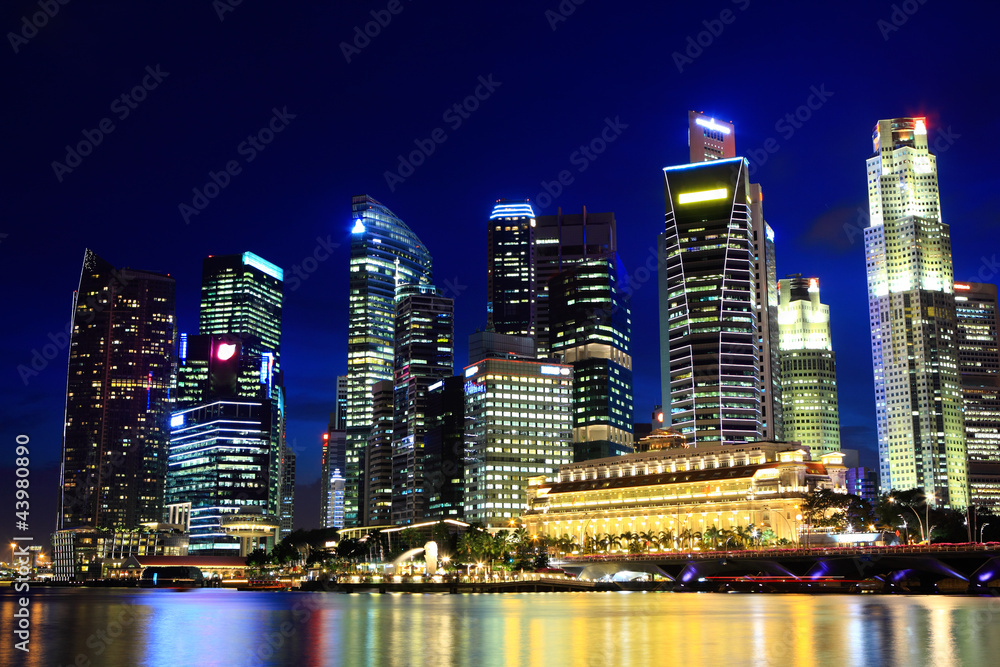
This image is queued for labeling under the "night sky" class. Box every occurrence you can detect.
[3,1,998,544]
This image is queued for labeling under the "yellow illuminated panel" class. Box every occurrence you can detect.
[678,188,728,204]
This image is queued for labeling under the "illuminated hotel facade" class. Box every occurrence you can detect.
[523,442,847,546]
[778,275,841,455]
[658,157,762,444]
[955,282,1000,511]
[864,117,967,507]
[463,357,573,526]
[347,194,433,525]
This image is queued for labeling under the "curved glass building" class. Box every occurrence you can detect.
[346,194,433,525]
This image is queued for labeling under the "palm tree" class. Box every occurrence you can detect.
[657,529,675,551]
[639,530,657,552]
[704,525,722,550]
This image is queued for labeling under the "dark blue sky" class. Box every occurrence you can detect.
[2,1,998,539]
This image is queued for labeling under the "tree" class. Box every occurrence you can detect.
[246,548,268,576]
[704,525,722,550]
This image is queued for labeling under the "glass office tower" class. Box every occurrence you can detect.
[549,255,634,460]
[59,249,176,530]
[658,157,762,445]
[487,199,537,338]
[347,194,433,525]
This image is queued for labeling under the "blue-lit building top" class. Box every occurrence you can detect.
[487,198,537,338]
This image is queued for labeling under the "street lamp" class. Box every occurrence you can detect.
[982,523,991,544]
[889,497,926,543]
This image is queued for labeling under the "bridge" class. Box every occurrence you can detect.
[561,543,1000,593]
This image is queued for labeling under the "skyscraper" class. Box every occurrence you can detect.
[59,249,176,530]
[534,206,617,357]
[346,194,433,526]
[487,199,536,338]
[392,284,454,525]
[778,275,841,455]
[955,282,1000,511]
[549,255,634,460]
[424,376,466,520]
[320,429,347,529]
[167,252,286,551]
[200,252,283,376]
[864,117,967,508]
[463,355,573,526]
[659,157,761,445]
[688,111,735,163]
[363,380,395,526]
[750,184,783,441]
[166,398,281,554]
[333,375,348,431]
[279,444,295,539]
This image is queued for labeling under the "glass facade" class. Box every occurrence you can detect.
[659,158,762,445]
[534,207,616,358]
[392,285,454,525]
[955,282,1000,511]
[424,376,466,520]
[166,400,281,554]
[548,256,634,460]
[363,380,395,526]
[60,249,176,531]
[487,199,536,338]
[864,118,967,507]
[199,253,283,376]
[347,194,433,526]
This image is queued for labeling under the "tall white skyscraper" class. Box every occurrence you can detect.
[864,117,967,508]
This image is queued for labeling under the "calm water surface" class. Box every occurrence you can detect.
[3,588,999,666]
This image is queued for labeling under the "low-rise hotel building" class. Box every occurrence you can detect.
[522,441,846,546]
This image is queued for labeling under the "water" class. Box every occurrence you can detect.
[3,588,999,666]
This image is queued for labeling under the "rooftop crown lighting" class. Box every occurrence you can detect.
[678,188,728,205]
[695,117,732,134]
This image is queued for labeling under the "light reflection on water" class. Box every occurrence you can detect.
[2,588,999,666]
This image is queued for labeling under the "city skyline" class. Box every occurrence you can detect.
[4,2,997,540]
